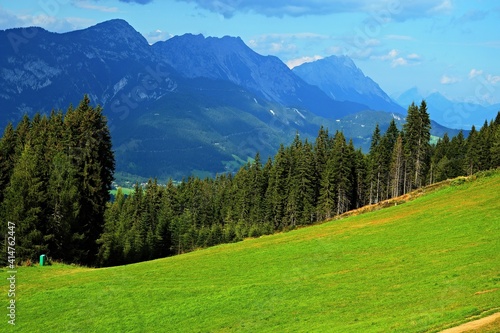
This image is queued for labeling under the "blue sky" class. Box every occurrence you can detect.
[1,0,499,105]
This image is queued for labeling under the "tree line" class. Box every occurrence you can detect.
[97,101,500,267]
[1,98,499,267]
[0,96,114,266]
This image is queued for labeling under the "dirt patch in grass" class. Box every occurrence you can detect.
[438,312,500,333]
[474,289,498,296]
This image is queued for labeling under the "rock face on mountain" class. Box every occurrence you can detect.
[0,19,178,125]
[152,34,369,118]
[0,19,464,179]
[292,55,404,114]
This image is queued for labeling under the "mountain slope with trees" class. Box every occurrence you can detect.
[97,103,500,267]
[0,98,498,266]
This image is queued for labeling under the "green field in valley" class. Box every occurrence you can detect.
[2,171,500,332]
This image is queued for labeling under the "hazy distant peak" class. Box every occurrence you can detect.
[292,55,404,113]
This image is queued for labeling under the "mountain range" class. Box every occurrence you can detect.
[0,19,470,180]
[393,87,499,129]
[292,56,405,114]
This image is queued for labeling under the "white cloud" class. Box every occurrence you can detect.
[372,49,398,61]
[0,6,94,32]
[385,34,414,41]
[440,75,460,85]
[371,49,421,67]
[486,74,500,84]
[286,55,323,69]
[469,69,483,79]
[247,32,327,56]
[429,0,453,14]
[145,29,172,44]
[392,57,407,67]
[177,0,456,20]
[74,1,119,13]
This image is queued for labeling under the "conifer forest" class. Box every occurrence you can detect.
[1,97,499,267]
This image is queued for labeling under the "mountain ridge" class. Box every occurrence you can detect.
[292,55,405,114]
[152,33,370,118]
[0,19,473,179]
[393,87,499,129]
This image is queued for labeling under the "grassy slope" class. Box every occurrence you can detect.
[3,172,500,332]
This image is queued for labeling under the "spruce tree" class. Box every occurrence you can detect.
[2,144,46,262]
[403,101,431,190]
[367,124,383,203]
[0,123,16,205]
[491,124,500,168]
[389,134,405,198]
[64,96,115,264]
[465,126,480,176]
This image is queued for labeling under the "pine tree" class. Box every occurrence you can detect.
[477,120,492,171]
[390,134,405,197]
[2,144,46,262]
[353,148,367,208]
[382,120,399,199]
[491,123,500,168]
[403,101,431,190]
[332,132,353,215]
[265,144,289,229]
[448,130,467,177]
[368,124,382,204]
[430,133,451,183]
[0,123,16,205]
[46,153,80,262]
[465,126,480,176]
[64,96,115,264]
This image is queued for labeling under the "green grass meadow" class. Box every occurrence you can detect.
[3,171,500,332]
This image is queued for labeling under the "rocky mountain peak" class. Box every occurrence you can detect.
[293,55,404,113]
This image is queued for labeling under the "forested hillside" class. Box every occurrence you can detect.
[1,97,498,267]
[0,96,114,266]
[97,101,500,267]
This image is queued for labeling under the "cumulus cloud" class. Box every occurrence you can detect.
[468,69,500,85]
[74,1,119,12]
[248,32,327,56]
[486,74,500,85]
[407,53,421,60]
[177,0,454,19]
[371,49,421,67]
[286,55,323,69]
[145,29,172,44]
[428,0,452,15]
[469,69,483,79]
[0,7,93,32]
[440,75,460,85]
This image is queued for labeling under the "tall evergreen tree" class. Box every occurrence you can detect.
[465,126,480,176]
[46,153,81,261]
[0,123,16,205]
[390,134,405,198]
[64,96,115,264]
[491,123,500,168]
[2,144,46,262]
[368,124,382,204]
[403,101,431,190]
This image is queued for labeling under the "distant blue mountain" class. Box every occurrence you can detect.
[393,88,499,129]
[152,34,370,119]
[0,19,472,179]
[292,56,405,114]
